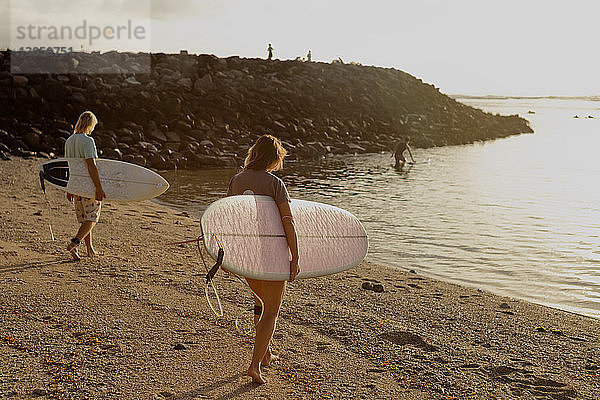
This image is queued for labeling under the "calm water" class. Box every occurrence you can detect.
[155,97,600,318]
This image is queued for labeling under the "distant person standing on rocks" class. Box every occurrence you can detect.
[267,43,274,60]
[307,50,312,62]
[64,111,106,260]
[227,134,299,384]
[393,136,415,168]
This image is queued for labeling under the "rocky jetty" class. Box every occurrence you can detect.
[0,50,533,169]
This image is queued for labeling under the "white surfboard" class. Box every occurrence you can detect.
[39,158,169,202]
[201,195,368,280]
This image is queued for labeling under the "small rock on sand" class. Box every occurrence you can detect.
[32,388,47,397]
[372,283,384,293]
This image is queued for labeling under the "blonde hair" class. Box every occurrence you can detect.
[244,134,287,171]
[74,111,98,134]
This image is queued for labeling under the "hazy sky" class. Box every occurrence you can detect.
[2,0,599,96]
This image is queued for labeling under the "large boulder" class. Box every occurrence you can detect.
[13,76,29,86]
[194,74,216,93]
[148,130,168,142]
[177,78,193,91]
[165,132,180,142]
[23,128,43,149]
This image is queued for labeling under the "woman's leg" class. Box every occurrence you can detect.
[84,230,96,257]
[67,223,83,261]
[252,301,277,367]
[245,278,286,383]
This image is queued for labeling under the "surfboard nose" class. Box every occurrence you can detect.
[155,177,170,196]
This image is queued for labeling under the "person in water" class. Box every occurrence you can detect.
[227,134,300,384]
[64,111,106,260]
[393,136,415,168]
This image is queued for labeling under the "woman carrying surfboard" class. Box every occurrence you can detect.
[64,111,106,260]
[226,134,299,384]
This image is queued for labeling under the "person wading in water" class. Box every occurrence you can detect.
[393,136,416,168]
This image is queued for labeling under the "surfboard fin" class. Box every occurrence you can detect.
[205,248,224,283]
[39,171,46,194]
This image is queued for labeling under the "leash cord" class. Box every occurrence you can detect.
[178,232,263,336]
[196,236,224,317]
[201,234,264,336]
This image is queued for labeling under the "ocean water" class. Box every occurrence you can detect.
[155,97,600,318]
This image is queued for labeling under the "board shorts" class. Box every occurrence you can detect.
[394,153,406,162]
[74,196,101,223]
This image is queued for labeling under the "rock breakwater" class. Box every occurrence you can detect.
[0,50,533,169]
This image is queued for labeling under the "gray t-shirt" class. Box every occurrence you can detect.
[227,169,290,205]
[64,133,98,159]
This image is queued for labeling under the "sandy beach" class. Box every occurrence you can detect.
[0,158,598,399]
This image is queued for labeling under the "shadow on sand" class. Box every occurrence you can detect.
[0,258,72,273]
[171,372,260,400]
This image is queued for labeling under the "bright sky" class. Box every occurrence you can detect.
[2,0,599,96]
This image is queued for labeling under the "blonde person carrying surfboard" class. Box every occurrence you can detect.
[64,111,106,260]
[226,134,300,384]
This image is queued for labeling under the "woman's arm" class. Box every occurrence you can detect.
[277,201,299,282]
[407,145,416,163]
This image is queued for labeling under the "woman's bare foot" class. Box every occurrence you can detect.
[86,247,97,257]
[66,243,81,261]
[262,350,279,367]
[247,364,266,384]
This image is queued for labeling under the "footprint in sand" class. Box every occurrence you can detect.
[485,365,575,399]
[378,331,438,352]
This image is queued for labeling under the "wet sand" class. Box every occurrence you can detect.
[0,158,598,399]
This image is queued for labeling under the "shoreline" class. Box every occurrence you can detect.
[1,158,599,399]
[159,189,600,322]
[153,158,600,322]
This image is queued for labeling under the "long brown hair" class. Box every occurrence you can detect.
[244,134,287,171]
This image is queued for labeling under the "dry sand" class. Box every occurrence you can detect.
[0,158,598,399]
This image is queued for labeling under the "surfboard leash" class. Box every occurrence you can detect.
[204,234,266,336]
[169,233,264,336]
[38,171,56,241]
[196,235,224,318]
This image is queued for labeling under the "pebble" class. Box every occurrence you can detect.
[364,383,377,389]
[173,343,187,350]
[372,283,384,293]
[32,388,47,396]
[361,282,373,290]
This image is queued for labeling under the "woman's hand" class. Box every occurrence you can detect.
[289,258,299,282]
[95,188,106,201]
[278,201,300,282]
